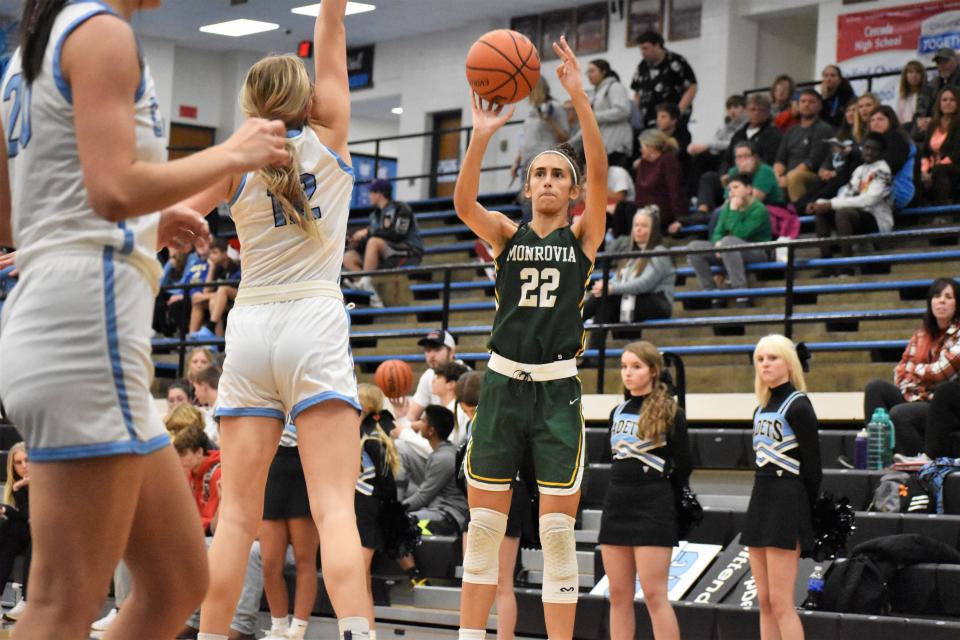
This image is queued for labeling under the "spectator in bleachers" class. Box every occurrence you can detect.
[401,404,468,534]
[511,78,570,187]
[429,361,471,446]
[655,101,692,184]
[187,346,215,380]
[856,93,881,142]
[344,178,424,307]
[922,49,960,120]
[869,105,917,209]
[773,92,801,134]
[584,206,674,352]
[694,140,786,219]
[154,248,188,337]
[0,442,29,621]
[793,124,862,220]
[924,376,960,460]
[634,130,685,235]
[769,74,795,120]
[810,132,893,272]
[604,164,637,239]
[208,275,238,338]
[192,364,221,446]
[687,173,772,308]
[570,59,633,170]
[725,94,783,172]
[189,237,238,337]
[599,341,689,640]
[165,244,212,335]
[864,278,960,458]
[897,60,928,128]
[163,403,206,438]
[920,85,960,205]
[773,89,835,204]
[260,423,319,640]
[630,31,697,131]
[686,95,746,197]
[743,335,821,640]
[819,65,856,128]
[173,426,221,536]
[165,380,195,419]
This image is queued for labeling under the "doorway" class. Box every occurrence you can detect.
[429,110,462,199]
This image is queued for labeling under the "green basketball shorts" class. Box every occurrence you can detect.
[466,368,585,496]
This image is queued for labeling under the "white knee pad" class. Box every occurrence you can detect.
[462,508,508,586]
[539,513,579,604]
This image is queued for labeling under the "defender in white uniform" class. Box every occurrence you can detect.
[0,2,287,638]
[184,3,375,638]
[214,125,358,422]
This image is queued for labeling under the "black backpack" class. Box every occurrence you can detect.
[820,555,893,614]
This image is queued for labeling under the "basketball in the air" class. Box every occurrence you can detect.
[374,359,414,398]
[465,29,540,105]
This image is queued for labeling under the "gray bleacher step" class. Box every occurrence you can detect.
[413,584,463,612]
[520,549,594,574]
[575,529,598,544]
[524,571,596,589]
[581,509,602,531]
[699,494,751,510]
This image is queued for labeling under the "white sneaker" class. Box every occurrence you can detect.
[356,276,384,309]
[90,608,118,631]
[2,598,25,621]
[262,630,290,640]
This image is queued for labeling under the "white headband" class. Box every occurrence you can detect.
[526,150,579,185]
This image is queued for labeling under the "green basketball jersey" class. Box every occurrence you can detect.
[488,224,594,364]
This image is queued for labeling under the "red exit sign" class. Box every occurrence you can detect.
[179,105,198,119]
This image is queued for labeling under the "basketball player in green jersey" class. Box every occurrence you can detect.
[454,36,607,640]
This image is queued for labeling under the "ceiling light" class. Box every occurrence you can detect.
[199,19,279,37]
[391,107,403,115]
[291,3,376,17]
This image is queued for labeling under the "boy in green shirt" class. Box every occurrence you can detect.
[687,173,772,308]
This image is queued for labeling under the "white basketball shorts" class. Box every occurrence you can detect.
[215,295,359,422]
[0,249,169,461]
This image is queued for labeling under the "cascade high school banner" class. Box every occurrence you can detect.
[838,1,960,103]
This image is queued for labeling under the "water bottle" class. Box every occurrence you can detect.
[867,408,892,470]
[801,566,824,610]
[853,428,868,469]
[879,410,896,467]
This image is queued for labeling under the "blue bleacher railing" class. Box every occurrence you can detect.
[140,222,960,390]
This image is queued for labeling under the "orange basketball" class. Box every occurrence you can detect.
[465,29,540,105]
[374,359,414,399]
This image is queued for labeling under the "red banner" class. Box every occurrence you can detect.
[837,0,960,63]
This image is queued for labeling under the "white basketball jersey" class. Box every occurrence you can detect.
[229,126,354,298]
[1,2,166,286]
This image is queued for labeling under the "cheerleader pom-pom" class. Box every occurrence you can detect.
[810,493,857,561]
[381,500,422,559]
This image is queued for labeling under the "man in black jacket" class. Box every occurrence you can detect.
[723,94,783,172]
[344,178,424,306]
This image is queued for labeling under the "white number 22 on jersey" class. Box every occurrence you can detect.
[518,267,560,308]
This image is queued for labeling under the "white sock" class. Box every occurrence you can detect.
[271,615,290,634]
[339,616,370,640]
[458,630,486,639]
[288,617,309,640]
[197,634,228,640]
[369,631,377,640]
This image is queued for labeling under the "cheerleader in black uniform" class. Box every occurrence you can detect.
[599,341,691,640]
[261,423,320,640]
[742,334,822,640]
[356,384,401,597]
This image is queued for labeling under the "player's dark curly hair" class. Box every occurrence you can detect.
[21,0,70,84]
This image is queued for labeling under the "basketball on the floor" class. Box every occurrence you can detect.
[375,359,414,398]
[465,29,540,104]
